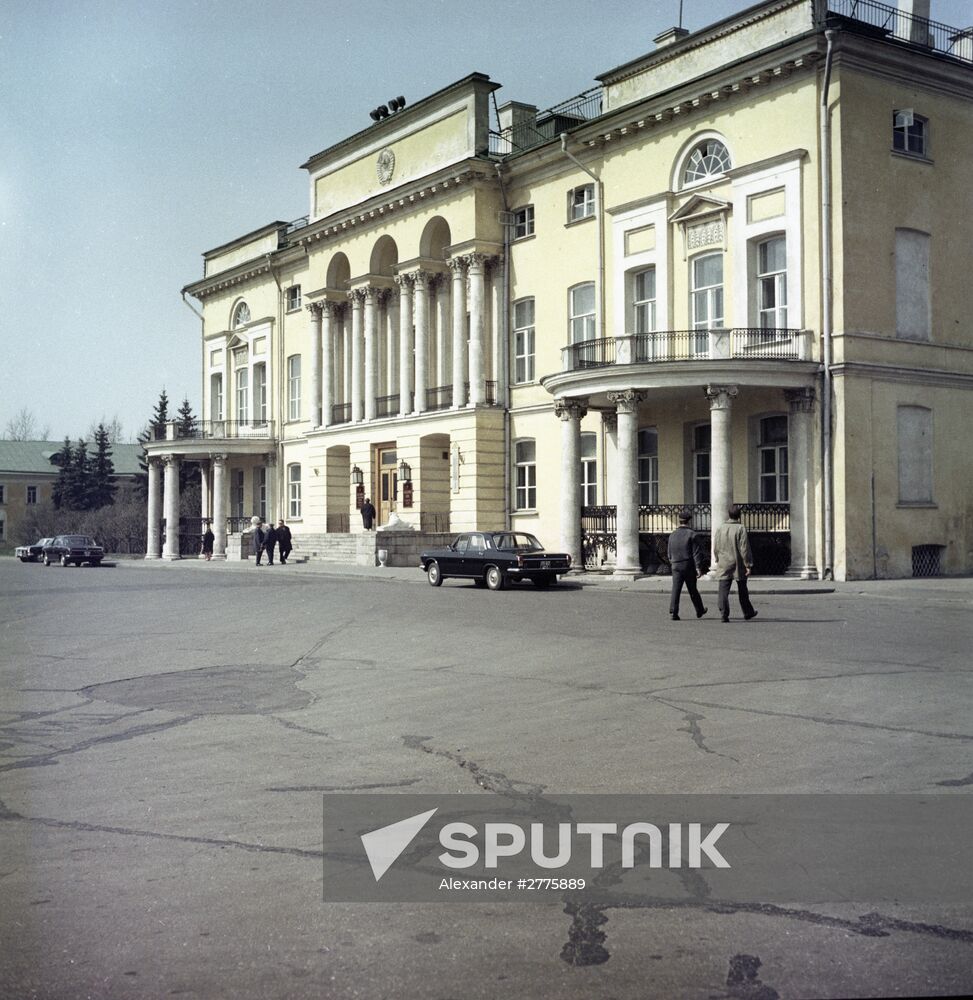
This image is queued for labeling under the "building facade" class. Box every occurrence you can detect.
[148,0,973,579]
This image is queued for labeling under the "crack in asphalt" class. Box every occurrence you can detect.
[670,707,740,763]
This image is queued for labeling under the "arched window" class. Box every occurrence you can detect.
[683,139,731,185]
[232,301,251,328]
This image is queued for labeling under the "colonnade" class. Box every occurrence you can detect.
[555,384,818,579]
[306,254,502,428]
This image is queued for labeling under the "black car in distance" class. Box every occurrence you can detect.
[419,531,571,590]
[42,534,105,567]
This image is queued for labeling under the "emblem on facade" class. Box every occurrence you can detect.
[377,148,395,185]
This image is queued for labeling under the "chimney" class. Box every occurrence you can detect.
[653,26,690,48]
[497,100,539,152]
[895,0,933,45]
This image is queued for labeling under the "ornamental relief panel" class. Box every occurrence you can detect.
[686,220,724,250]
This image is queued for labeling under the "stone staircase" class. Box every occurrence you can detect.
[289,533,376,566]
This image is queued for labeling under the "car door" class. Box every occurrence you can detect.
[462,533,487,577]
[439,535,468,575]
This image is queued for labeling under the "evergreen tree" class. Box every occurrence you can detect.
[175,397,201,495]
[87,423,117,509]
[51,438,74,509]
[71,438,93,510]
[136,388,171,497]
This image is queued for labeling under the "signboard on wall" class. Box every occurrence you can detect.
[402,482,413,508]
[356,484,365,509]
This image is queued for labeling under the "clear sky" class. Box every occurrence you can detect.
[2,0,970,442]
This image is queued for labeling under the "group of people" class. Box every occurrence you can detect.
[667,504,759,624]
[249,520,293,566]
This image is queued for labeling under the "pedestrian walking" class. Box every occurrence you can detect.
[276,520,292,564]
[667,509,707,621]
[201,525,214,561]
[360,497,376,530]
[712,503,758,623]
[251,519,267,566]
[263,522,278,565]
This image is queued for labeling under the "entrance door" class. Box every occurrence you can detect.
[377,447,397,526]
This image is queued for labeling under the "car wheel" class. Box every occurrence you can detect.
[19,556,28,562]
[426,561,443,587]
[60,554,70,567]
[43,554,51,566]
[485,565,505,591]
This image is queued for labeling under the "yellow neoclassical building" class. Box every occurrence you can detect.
[145,0,973,580]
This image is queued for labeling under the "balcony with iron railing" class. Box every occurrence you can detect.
[562,328,812,372]
[151,420,275,442]
[489,87,603,158]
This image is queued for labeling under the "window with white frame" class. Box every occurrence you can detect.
[892,110,928,157]
[692,253,723,354]
[683,138,731,185]
[288,355,302,421]
[210,372,224,422]
[758,415,789,502]
[569,283,596,343]
[232,469,244,518]
[286,285,302,311]
[514,440,536,510]
[693,424,711,503]
[568,184,595,222]
[757,236,788,331]
[513,205,534,239]
[235,367,249,424]
[580,433,597,506]
[897,405,933,503]
[253,363,267,424]
[895,229,931,341]
[633,268,657,335]
[232,301,251,328]
[26,485,38,505]
[638,428,659,505]
[513,298,535,383]
[288,463,302,517]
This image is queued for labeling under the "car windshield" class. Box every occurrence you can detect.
[63,535,95,545]
[490,533,544,552]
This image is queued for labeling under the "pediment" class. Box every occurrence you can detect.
[668,195,730,224]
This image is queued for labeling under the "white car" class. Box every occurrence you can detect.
[15,537,54,562]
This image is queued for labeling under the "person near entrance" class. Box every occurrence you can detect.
[263,521,278,565]
[713,503,758,623]
[251,518,267,566]
[360,497,376,530]
[667,509,707,621]
[276,520,292,564]
[201,524,214,561]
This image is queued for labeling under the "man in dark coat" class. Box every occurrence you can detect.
[263,522,278,565]
[276,520,292,564]
[251,521,266,565]
[201,525,214,561]
[713,503,757,623]
[360,498,376,530]
[667,509,707,621]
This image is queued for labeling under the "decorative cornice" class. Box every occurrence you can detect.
[829,362,973,390]
[554,398,588,421]
[607,389,646,412]
[705,384,739,408]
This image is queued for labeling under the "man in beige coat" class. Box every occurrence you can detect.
[712,504,758,623]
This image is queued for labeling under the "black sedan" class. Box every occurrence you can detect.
[419,531,571,590]
[42,534,104,567]
[15,537,54,562]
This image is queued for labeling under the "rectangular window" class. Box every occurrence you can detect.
[693,424,711,504]
[580,433,597,506]
[513,298,535,383]
[232,469,245,518]
[0,516,5,541]
[892,110,927,157]
[898,405,933,503]
[633,268,657,335]
[253,363,267,424]
[0,485,5,504]
[514,440,536,510]
[568,184,595,222]
[757,237,787,331]
[288,355,302,421]
[692,253,723,355]
[288,464,302,518]
[256,467,267,521]
[513,205,534,239]
[758,415,789,502]
[286,285,302,311]
[569,283,596,344]
[895,229,931,341]
[210,373,224,422]
[26,485,38,505]
[638,428,659,505]
[235,368,249,424]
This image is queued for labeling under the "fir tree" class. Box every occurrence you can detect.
[87,423,117,509]
[136,388,171,497]
[175,397,201,496]
[51,438,74,509]
[71,438,92,510]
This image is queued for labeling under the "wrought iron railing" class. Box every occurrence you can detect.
[489,87,603,157]
[565,338,617,370]
[376,393,400,417]
[227,517,252,534]
[824,0,972,61]
[331,403,352,424]
[426,385,453,411]
[151,420,275,441]
[581,502,789,535]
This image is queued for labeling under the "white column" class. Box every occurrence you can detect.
[364,286,378,421]
[265,452,277,521]
[413,272,429,414]
[212,454,227,559]
[490,259,503,398]
[351,289,365,422]
[200,460,210,521]
[396,274,414,416]
[467,253,486,407]
[785,387,817,578]
[386,290,399,402]
[307,303,322,427]
[449,257,467,407]
[162,454,181,561]
[556,398,587,569]
[706,384,738,571]
[341,307,351,407]
[435,274,450,387]
[609,390,645,578]
[145,457,162,559]
[322,303,334,427]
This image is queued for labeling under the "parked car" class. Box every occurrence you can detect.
[419,531,571,590]
[15,537,54,562]
[42,534,104,567]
